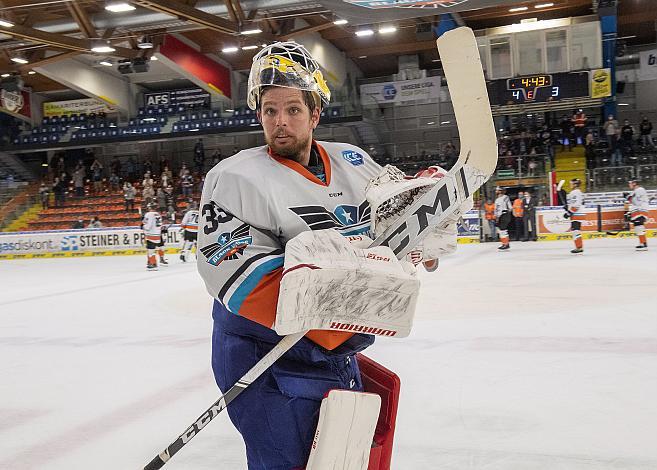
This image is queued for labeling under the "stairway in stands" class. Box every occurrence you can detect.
[553,146,587,191]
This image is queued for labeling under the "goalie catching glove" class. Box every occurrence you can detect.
[365,165,473,270]
[275,229,419,338]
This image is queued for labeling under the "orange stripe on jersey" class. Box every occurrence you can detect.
[183,225,198,230]
[267,141,332,187]
[630,211,649,220]
[146,235,161,242]
[238,266,354,351]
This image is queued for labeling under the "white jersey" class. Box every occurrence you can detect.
[494,194,511,217]
[142,210,163,242]
[567,189,584,213]
[197,141,381,322]
[628,186,650,214]
[181,209,200,233]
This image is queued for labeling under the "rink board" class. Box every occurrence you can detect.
[0,226,186,260]
[537,204,657,235]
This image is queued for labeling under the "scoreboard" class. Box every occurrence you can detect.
[487,72,590,105]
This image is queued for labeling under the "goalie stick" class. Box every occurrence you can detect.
[143,26,497,470]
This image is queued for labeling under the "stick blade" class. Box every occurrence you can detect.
[437,27,498,177]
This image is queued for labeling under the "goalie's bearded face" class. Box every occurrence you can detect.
[258,87,320,166]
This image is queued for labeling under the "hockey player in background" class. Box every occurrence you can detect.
[197,41,470,469]
[142,204,166,270]
[494,186,512,250]
[627,179,649,250]
[180,201,199,262]
[565,178,585,254]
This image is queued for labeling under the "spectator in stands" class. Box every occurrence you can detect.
[39,182,50,209]
[522,190,537,241]
[639,116,654,148]
[527,158,538,177]
[178,162,189,180]
[72,218,84,229]
[73,165,85,198]
[161,166,172,188]
[584,130,595,163]
[194,138,205,174]
[142,171,154,201]
[110,156,121,177]
[126,156,137,182]
[143,157,153,175]
[560,115,573,151]
[512,192,525,241]
[571,109,587,146]
[181,169,194,198]
[156,187,167,212]
[164,185,176,215]
[90,158,103,194]
[87,216,103,228]
[123,181,136,212]
[109,172,120,191]
[52,177,66,207]
[620,119,635,160]
[55,156,65,177]
[539,126,554,168]
[604,114,622,166]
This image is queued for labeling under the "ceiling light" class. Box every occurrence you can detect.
[432,59,441,63]
[427,121,435,125]
[28,71,36,75]
[509,6,529,12]
[225,108,234,112]
[441,121,451,125]
[358,55,367,59]
[241,28,262,35]
[333,19,348,25]
[99,60,113,66]
[11,56,28,64]
[149,56,158,61]
[91,39,115,53]
[137,36,153,49]
[534,2,554,8]
[105,1,135,12]
[356,29,374,37]
[242,45,258,50]
[0,19,14,28]
[1,73,10,78]
[618,103,630,106]
[222,46,238,53]
[378,26,397,34]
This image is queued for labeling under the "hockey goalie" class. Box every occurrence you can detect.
[114,23,495,470]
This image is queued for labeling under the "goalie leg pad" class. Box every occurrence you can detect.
[306,390,381,470]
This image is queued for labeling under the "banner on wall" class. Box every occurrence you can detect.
[457,210,480,238]
[43,98,117,117]
[143,88,211,108]
[0,89,31,121]
[360,76,440,104]
[590,68,612,98]
[0,226,183,256]
[638,49,657,81]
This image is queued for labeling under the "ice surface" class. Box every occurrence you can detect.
[1,238,656,469]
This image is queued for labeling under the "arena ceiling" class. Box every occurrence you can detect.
[0,0,653,94]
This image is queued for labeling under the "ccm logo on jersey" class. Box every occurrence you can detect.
[341,150,364,166]
[365,252,391,262]
[200,223,252,266]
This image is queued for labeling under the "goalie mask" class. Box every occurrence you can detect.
[247,41,331,111]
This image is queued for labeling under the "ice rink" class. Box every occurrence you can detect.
[1,237,656,470]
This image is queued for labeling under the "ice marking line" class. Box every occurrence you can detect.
[0,270,188,307]
[0,371,209,469]
[470,337,657,354]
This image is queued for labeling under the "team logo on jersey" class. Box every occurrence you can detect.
[341,150,364,166]
[200,224,252,266]
[289,201,371,235]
